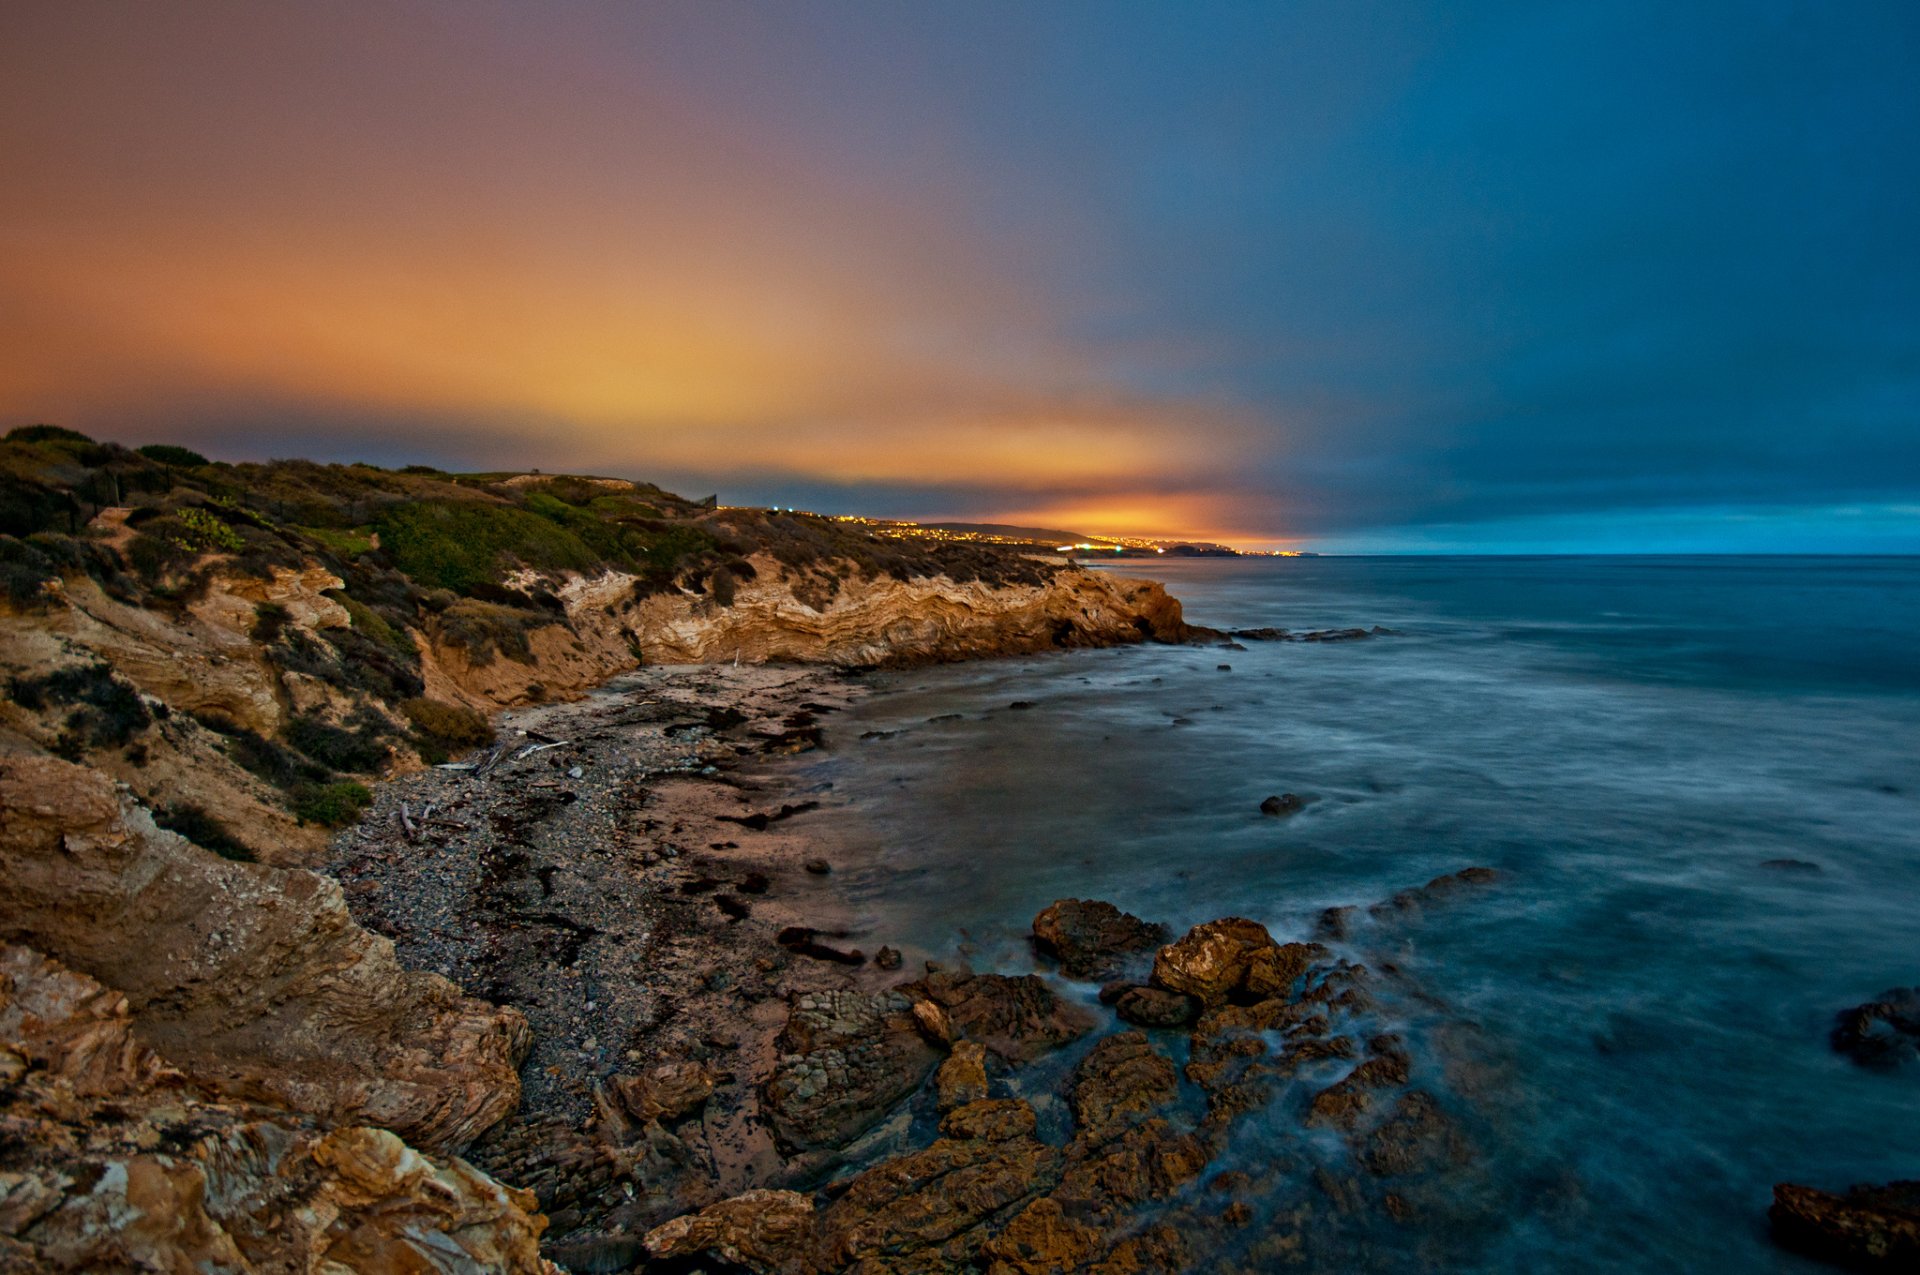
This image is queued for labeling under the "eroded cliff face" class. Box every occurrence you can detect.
[0,755,528,1155]
[415,556,1190,711]
[0,943,555,1274]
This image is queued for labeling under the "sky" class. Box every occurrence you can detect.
[1,1,1916,552]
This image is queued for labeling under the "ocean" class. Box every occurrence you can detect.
[788,556,1920,1272]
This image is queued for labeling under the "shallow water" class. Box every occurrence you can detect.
[790,556,1920,1271]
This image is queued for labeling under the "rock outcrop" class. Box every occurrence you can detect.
[0,754,528,1154]
[0,943,554,1273]
[1031,899,1167,980]
[1772,1180,1920,1270]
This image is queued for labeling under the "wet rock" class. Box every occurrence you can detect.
[609,1060,715,1124]
[1362,1090,1466,1177]
[942,1096,1039,1142]
[1771,1180,1920,1271]
[1832,988,1920,1068]
[875,944,904,970]
[1031,899,1168,980]
[776,926,866,965]
[643,1188,818,1275]
[1315,905,1357,942]
[1110,985,1200,1029]
[1150,919,1322,1008]
[937,1040,991,1111]
[804,857,833,875]
[1306,1034,1413,1130]
[1259,793,1305,816]
[910,971,1098,1063]
[817,1101,1060,1271]
[763,989,942,1152]
[1068,1031,1180,1144]
[1369,866,1504,920]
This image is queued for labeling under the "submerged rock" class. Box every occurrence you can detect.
[1259,792,1305,816]
[1031,899,1168,980]
[1772,1180,1920,1271]
[1831,988,1920,1068]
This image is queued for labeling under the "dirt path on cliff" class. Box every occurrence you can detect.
[326,662,908,1244]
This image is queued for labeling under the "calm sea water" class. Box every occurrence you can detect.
[789,556,1920,1271]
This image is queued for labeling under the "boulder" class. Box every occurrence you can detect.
[1032,899,1168,980]
[643,1189,818,1275]
[608,1060,714,1124]
[936,1040,991,1111]
[1111,985,1200,1029]
[1150,917,1301,1007]
[1771,1181,1920,1271]
[909,971,1097,1062]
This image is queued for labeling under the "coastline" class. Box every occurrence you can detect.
[325,661,929,1249]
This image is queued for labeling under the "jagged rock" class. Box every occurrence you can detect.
[942,1097,1040,1142]
[763,989,941,1152]
[1832,988,1920,1068]
[1362,1090,1467,1177]
[1031,900,1167,980]
[643,1188,818,1275]
[0,755,528,1153]
[1149,917,1287,1007]
[936,1040,991,1112]
[0,944,554,1274]
[1111,985,1200,1029]
[1067,1031,1179,1144]
[909,971,1097,1063]
[1368,866,1504,920]
[1306,1034,1413,1129]
[818,1100,1060,1271]
[1771,1180,1920,1270]
[609,1060,715,1123]
[875,945,904,970]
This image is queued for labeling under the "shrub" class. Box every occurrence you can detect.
[291,780,372,827]
[283,712,392,774]
[10,663,150,749]
[137,444,210,468]
[251,602,288,643]
[154,803,256,861]
[401,697,493,751]
[434,599,552,666]
[4,424,94,445]
[375,499,598,593]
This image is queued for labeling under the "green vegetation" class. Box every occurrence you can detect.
[401,696,494,763]
[291,780,372,827]
[136,443,210,468]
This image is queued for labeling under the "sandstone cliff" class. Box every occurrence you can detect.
[0,755,528,1155]
[0,942,554,1273]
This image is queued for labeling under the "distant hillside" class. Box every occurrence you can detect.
[922,521,1113,545]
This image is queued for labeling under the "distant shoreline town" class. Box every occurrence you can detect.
[796,512,1316,558]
